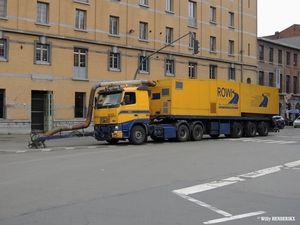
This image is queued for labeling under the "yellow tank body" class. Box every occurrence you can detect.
[149,79,279,117]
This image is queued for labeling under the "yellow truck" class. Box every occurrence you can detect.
[93,78,279,144]
[29,78,279,148]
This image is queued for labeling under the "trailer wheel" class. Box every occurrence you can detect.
[258,122,269,136]
[191,124,203,141]
[231,122,243,138]
[130,125,146,145]
[244,122,257,137]
[176,124,190,142]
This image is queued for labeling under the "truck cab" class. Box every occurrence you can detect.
[93,85,150,144]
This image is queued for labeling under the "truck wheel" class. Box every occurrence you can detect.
[231,122,243,138]
[244,122,257,137]
[176,124,190,142]
[191,124,203,141]
[130,125,146,145]
[258,122,269,136]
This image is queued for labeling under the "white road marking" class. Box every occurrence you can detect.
[16,151,27,153]
[203,211,266,224]
[66,147,75,150]
[222,138,297,144]
[173,159,300,224]
[176,193,232,217]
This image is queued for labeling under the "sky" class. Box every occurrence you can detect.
[257,0,300,37]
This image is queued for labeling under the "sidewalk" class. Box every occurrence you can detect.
[0,133,99,153]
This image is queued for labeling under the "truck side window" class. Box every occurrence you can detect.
[124,92,136,105]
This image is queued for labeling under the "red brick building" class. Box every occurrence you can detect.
[258,24,300,121]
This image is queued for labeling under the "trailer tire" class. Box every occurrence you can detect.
[191,124,203,141]
[258,122,269,136]
[130,125,146,145]
[244,122,257,137]
[176,124,190,142]
[231,122,243,138]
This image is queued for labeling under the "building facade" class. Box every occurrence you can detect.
[258,25,300,120]
[0,0,257,134]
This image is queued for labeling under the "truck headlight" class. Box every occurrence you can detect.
[114,125,119,130]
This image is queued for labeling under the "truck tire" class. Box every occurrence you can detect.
[231,122,243,138]
[258,122,269,136]
[176,124,190,142]
[244,122,257,137]
[130,125,146,145]
[191,124,203,141]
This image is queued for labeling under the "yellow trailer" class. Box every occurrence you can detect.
[149,79,278,118]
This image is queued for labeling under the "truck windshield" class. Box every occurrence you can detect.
[96,92,122,109]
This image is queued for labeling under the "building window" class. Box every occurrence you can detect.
[189,32,196,48]
[188,1,196,27]
[37,2,49,24]
[74,48,87,79]
[139,22,148,40]
[75,9,86,30]
[209,65,217,79]
[139,55,149,73]
[0,38,8,60]
[210,36,216,52]
[293,76,297,93]
[75,92,86,118]
[165,58,175,76]
[166,0,173,12]
[229,67,235,80]
[228,40,234,55]
[259,71,264,85]
[278,50,282,64]
[0,0,6,18]
[188,62,197,79]
[286,52,290,66]
[228,12,234,27]
[109,16,119,35]
[166,27,173,44]
[259,45,264,61]
[269,73,274,87]
[286,75,290,93]
[210,6,216,23]
[294,53,297,67]
[0,89,4,119]
[35,42,51,64]
[109,51,121,71]
[269,47,273,63]
[140,0,148,6]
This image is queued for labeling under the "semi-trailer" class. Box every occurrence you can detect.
[29,78,279,147]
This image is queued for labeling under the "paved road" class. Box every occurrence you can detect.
[0,127,299,225]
